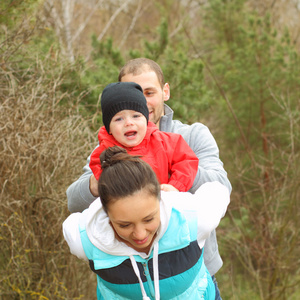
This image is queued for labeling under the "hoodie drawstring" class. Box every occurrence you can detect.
[129,242,160,300]
[153,243,160,299]
[129,255,150,300]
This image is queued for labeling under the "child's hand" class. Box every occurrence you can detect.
[161,184,179,192]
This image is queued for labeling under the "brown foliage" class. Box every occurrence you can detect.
[0,26,97,299]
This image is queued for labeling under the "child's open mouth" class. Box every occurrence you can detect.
[125,131,137,137]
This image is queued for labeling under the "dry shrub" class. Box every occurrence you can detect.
[0,29,98,299]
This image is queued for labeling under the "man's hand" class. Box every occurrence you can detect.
[89,174,99,197]
[161,184,179,192]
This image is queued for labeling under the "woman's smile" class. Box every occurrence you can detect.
[133,235,149,245]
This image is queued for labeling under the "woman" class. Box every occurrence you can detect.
[63,146,230,299]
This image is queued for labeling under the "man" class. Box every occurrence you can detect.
[66,58,232,299]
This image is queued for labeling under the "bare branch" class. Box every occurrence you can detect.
[44,0,64,30]
[72,0,104,43]
[118,0,145,49]
[43,0,66,56]
[97,0,133,42]
[62,0,75,62]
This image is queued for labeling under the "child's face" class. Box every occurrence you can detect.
[109,110,147,148]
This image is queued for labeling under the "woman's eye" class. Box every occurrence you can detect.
[145,218,153,223]
[119,224,130,228]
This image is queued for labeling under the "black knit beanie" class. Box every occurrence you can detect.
[101,82,149,133]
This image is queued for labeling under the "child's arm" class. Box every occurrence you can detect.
[89,144,104,181]
[165,134,199,192]
[89,127,112,180]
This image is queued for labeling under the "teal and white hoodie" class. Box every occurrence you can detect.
[63,182,230,299]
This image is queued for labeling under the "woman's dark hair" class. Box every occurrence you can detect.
[98,146,161,212]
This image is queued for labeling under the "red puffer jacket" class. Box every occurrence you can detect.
[89,122,199,192]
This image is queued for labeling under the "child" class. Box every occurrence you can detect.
[89,82,199,192]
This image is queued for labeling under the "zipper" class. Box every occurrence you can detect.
[142,260,155,298]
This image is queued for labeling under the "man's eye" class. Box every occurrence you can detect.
[145,92,154,96]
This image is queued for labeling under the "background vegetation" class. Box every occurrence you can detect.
[1,0,299,299]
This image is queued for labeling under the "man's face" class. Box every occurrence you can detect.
[120,71,170,128]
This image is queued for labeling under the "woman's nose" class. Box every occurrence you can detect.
[133,225,146,240]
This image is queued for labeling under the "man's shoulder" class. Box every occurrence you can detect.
[170,119,209,135]
[160,105,212,141]
[165,119,215,148]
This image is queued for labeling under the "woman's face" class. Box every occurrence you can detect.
[107,189,160,253]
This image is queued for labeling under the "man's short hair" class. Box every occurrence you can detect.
[118,58,165,89]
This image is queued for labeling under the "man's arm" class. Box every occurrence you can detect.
[189,123,232,194]
[171,121,232,194]
[67,154,99,212]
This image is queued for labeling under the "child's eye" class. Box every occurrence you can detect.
[114,117,122,122]
[133,114,141,118]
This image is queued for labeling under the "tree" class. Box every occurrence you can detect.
[198,1,300,298]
